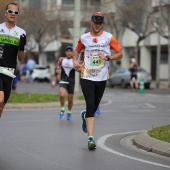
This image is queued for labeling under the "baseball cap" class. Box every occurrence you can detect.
[91,12,104,23]
[65,45,73,51]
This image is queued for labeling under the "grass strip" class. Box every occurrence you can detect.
[8,92,60,103]
[148,124,170,143]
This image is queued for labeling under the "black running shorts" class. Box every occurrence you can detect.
[0,74,13,103]
[59,82,75,94]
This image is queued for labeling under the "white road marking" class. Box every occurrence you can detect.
[121,103,156,109]
[145,103,156,108]
[102,100,112,106]
[97,131,170,169]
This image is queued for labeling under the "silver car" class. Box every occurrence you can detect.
[108,67,152,89]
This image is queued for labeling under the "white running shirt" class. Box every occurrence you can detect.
[76,31,121,81]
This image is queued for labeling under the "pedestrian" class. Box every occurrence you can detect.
[27,57,36,83]
[129,58,139,92]
[56,45,75,120]
[73,12,123,150]
[20,62,27,83]
[0,2,26,117]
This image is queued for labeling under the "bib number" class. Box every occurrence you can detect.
[89,56,104,69]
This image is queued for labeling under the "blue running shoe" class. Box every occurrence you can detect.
[81,110,87,133]
[67,113,72,120]
[94,107,101,116]
[88,137,96,150]
[59,110,65,119]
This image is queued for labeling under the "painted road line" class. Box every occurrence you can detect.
[97,131,170,169]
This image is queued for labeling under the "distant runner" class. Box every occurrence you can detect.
[56,46,75,120]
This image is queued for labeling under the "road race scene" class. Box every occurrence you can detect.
[0,0,170,170]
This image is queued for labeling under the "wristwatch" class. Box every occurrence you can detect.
[106,55,110,61]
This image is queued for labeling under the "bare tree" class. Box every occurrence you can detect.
[0,0,15,23]
[18,5,60,64]
[115,0,156,63]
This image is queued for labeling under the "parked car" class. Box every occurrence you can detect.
[32,65,51,82]
[108,67,152,89]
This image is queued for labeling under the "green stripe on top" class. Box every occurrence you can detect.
[0,35,20,46]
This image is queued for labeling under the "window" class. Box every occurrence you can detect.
[62,0,74,5]
[161,46,168,64]
[91,0,99,5]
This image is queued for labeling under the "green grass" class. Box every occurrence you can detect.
[78,95,84,100]
[8,92,60,103]
[8,92,84,103]
[148,124,170,143]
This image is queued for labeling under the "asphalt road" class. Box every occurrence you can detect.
[0,82,170,170]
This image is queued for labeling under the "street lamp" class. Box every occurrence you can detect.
[156,1,161,88]
[73,0,81,95]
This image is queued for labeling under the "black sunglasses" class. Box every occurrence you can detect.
[6,9,19,15]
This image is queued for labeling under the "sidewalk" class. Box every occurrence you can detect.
[133,131,170,157]
[150,81,170,89]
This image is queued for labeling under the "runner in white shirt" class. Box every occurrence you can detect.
[0,3,26,117]
[73,12,123,150]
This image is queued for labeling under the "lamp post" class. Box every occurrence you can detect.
[73,0,81,95]
[156,0,161,88]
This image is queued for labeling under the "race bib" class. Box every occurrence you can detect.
[89,56,104,69]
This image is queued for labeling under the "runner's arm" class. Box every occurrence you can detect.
[18,51,25,63]
[73,50,81,70]
[55,57,63,69]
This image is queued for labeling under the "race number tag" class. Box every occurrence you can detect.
[89,56,104,69]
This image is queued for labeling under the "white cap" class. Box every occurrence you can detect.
[131,58,136,63]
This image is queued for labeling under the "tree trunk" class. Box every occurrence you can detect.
[39,53,46,65]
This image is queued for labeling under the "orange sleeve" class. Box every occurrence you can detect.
[76,38,85,52]
[109,35,121,52]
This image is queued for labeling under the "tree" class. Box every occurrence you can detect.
[115,0,156,63]
[0,0,15,23]
[18,5,60,64]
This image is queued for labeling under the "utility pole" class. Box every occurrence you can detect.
[156,0,161,88]
[73,0,81,94]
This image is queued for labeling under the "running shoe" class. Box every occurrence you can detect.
[88,137,96,150]
[94,107,101,116]
[59,110,65,119]
[81,110,87,133]
[67,113,72,120]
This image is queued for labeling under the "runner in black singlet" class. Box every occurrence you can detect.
[55,46,75,120]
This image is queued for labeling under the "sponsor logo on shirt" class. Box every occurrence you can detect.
[13,31,18,36]
[93,38,98,43]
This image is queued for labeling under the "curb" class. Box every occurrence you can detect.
[5,100,85,109]
[133,131,170,157]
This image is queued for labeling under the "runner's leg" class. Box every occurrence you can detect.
[80,79,95,137]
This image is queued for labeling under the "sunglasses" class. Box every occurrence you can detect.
[6,10,19,15]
